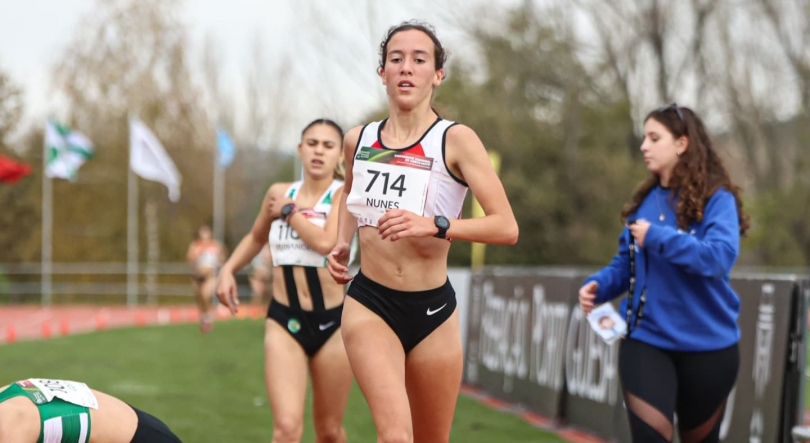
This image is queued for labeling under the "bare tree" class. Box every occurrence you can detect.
[292,0,474,126]
[571,0,810,192]
[755,0,810,114]
[243,30,294,150]
[200,35,234,132]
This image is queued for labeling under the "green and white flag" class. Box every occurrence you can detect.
[45,120,94,181]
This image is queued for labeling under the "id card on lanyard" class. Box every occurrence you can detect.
[346,146,433,227]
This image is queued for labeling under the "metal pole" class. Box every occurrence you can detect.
[145,199,159,305]
[41,122,52,305]
[213,148,224,243]
[127,146,139,307]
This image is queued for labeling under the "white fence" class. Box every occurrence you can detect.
[0,262,255,305]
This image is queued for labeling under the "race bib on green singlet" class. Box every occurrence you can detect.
[269,210,329,267]
[24,379,99,409]
[346,147,433,227]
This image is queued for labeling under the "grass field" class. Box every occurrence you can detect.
[0,319,568,443]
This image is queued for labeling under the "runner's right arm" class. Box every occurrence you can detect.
[220,183,286,275]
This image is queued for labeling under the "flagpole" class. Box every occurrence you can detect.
[41,121,52,306]
[127,118,139,307]
[213,130,224,243]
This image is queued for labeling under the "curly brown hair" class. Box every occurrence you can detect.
[621,105,750,236]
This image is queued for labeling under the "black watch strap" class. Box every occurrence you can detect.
[434,215,450,239]
[281,203,297,222]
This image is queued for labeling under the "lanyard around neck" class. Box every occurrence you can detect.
[626,231,648,336]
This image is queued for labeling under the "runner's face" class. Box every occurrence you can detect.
[380,30,444,110]
[198,227,212,241]
[298,124,342,180]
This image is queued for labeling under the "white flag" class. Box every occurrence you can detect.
[129,118,182,202]
[45,120,94,181]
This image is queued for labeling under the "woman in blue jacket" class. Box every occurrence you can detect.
[578,103,749,443]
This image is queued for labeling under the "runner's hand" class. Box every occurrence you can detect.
[216,270,239,315]
[378,209,437,241]
[268,196,294,220]
[327,243,353,284]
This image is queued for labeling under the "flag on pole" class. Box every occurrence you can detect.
[44,120,94,181]
[216,127,236,168]
[129,118,182,202]
[0,154,32,184]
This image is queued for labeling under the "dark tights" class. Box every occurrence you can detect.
[619,339,739,443]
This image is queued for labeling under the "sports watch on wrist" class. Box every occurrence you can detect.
[434,215,450,239]
[281,203,297,222]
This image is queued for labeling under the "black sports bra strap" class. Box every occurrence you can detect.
[281,265,301,310]
[304,267,326,311]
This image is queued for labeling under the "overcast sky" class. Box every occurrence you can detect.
[0,0,526,150]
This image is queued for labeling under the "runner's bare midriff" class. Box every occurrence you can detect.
[271,266,345,310]
[87,389,138,443]
[357,226,450,291]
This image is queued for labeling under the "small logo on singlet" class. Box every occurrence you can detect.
[31,391,47,404]
[287,318,301,334]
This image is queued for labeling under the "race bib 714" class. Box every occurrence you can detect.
[346,147,433,227]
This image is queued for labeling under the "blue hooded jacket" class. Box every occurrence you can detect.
[583,185,741,351]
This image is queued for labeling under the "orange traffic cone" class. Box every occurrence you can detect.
[135,311,147,327]
[41,322,52,339]
[96,313,107,331]
[5,325,16,343]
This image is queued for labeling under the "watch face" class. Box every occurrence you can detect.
[437,216,450,229]
[282,204,294,216]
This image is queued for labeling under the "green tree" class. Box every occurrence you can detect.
[0,65,39,262]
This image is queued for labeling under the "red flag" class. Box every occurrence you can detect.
[0,154,32,184]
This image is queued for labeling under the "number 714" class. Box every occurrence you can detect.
[365,170,407,197]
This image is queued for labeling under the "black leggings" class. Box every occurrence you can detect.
[619,339,739,443]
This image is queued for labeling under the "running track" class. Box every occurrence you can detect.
[0,304,264,344]
[0,305,807,442]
